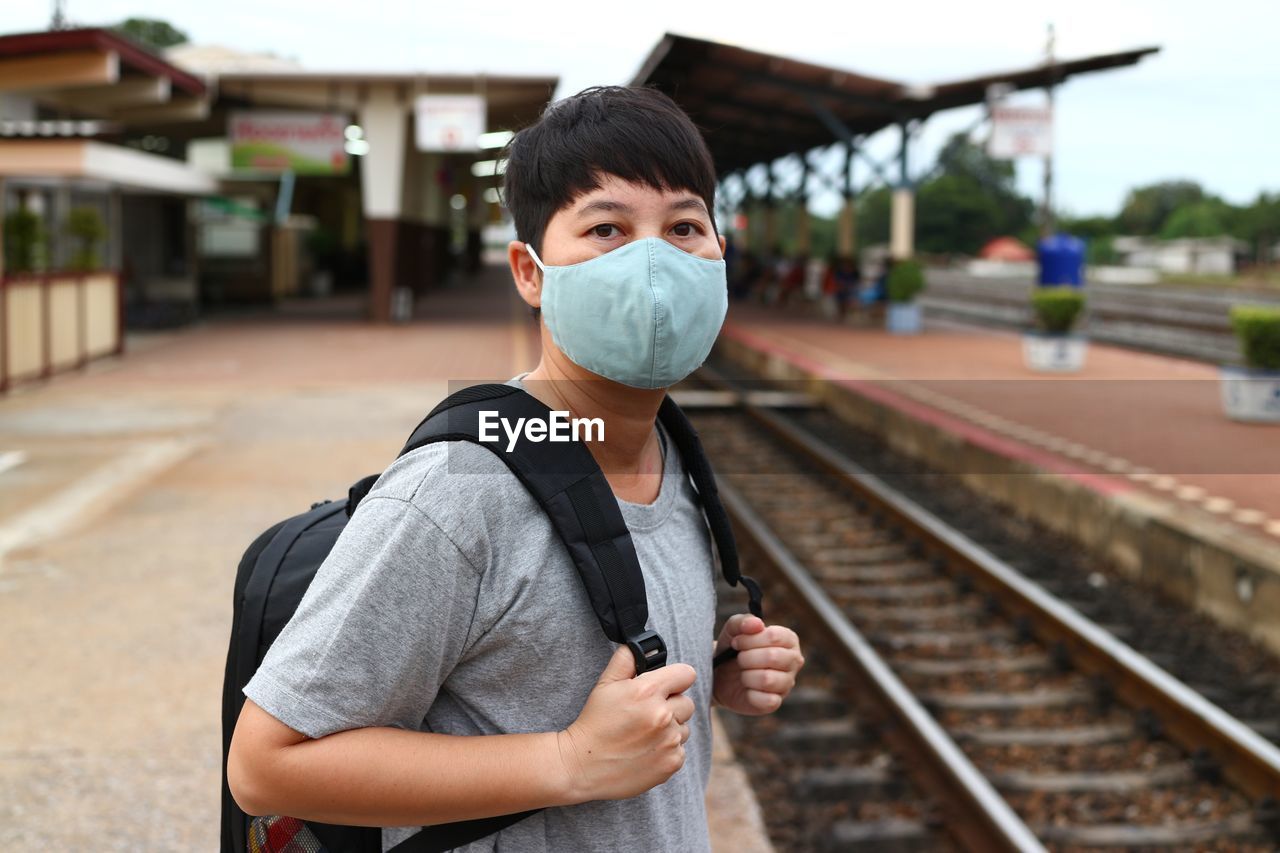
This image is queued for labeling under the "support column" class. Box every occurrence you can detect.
[837,141,857,257]
[889,122,914,260]
[890,191,914,260]
[732,173,749,251]
[762,163,777,253]
[837,202,857,257]
[359,87,408,323]
[466,169,488,273]
[794,157,811,256]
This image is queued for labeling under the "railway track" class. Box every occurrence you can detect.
[917,270,1280,364]
[688,372,1280,851]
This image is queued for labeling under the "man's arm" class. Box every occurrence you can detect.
[228,645,698,827]
[227,699,569,826]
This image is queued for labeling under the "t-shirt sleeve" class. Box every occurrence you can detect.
[242,494,484,739]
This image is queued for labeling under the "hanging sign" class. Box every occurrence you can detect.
[988,104,1053,158]
[229,111,349,175]
[415,95,485,152]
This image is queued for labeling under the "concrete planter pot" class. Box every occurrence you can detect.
[1022,332,1088,372]
[1220,366,1280,423]
[886,301,922,334]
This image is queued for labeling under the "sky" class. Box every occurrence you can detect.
[9,0,1279,218]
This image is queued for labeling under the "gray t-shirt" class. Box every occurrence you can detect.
[243,378,719,852]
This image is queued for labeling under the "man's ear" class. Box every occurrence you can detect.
[718,233,727,259]
[509,240,542,309]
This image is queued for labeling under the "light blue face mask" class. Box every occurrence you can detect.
[526,237,728,389]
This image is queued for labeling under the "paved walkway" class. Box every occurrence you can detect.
[723,301,1280,547]
[0,265,769,851]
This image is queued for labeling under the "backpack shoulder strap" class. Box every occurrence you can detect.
[378,383,666,852]
[400,383,667,674]
[656,394,764,621]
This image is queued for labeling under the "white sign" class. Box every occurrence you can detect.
[988,104,1053,158]
[415,95,485,152]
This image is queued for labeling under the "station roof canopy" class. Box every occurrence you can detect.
[0,28,210,126]
[630,32,1159,175]
[214,70,558,137]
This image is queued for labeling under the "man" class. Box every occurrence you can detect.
[227,85,804,852]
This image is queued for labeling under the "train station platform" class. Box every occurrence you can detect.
[717,299,1280,655]
[0,263,771,850]
[722,301,1280,544]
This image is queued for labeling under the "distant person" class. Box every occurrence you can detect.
[722,233,739,279]
[823,253,861,321]
[227,84,804,853]
[777,253,807,308]
[758,243,783,304]
[730,249,760,301]
[863,257,892,306]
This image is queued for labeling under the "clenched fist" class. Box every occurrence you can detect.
[556,645,697,802]
[712,615,803,715]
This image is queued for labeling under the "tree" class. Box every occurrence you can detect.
[856,186,892,248]
[1058,215,1116,241]
[1159,199,1233,239]
[916,174,1008,254]
[113,18,188,52]
[851,134,1035,256]
[912,134,1033,254]
[1117,180,1205,234]
[1234,192,1280,263]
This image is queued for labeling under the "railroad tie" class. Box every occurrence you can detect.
[822,817,938,852]
[990,762,1194,793]
[797,763,904,803]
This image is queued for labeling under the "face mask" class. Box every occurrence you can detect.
[526,237,728,389]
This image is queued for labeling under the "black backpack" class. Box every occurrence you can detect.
[221,383,763,853]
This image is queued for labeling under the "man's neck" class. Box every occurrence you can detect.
[520,355,664,479]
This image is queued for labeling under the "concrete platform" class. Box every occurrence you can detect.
[717,301,1280,654]
[0,265,770,850]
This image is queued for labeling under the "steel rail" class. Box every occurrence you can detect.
[726,390,1280,806]
[716,479,1048,853]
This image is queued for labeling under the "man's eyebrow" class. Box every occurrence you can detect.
[574,198,709,217]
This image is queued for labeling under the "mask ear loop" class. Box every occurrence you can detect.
[525,242,546,272]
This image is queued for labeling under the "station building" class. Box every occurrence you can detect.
[0,26,555,391]
[0,26,1157,394]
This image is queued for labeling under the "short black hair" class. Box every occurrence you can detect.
[500,85,719,257]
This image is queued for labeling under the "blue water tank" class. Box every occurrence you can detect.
[1038,233,1086,286]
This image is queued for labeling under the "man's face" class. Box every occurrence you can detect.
[511,172,726,307]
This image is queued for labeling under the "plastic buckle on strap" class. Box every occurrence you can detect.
[626,630,667,674]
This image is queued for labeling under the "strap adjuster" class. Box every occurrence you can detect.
[741,575,764,619]
[626,630,667,674]
[713,575,765,669]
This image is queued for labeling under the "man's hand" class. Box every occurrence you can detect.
[712,614,804,715]
[557,645,697,803]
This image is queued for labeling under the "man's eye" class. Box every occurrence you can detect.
[673,222,701,237]
[592,224,618,238]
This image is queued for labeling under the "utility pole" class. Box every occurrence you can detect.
[49,0,69,30]
[1041,22,1057,238]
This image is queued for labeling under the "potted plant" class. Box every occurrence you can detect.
[3,207,45,273]
[885,258,925,334]
[1221,305,1280,423]
[1023,286,1088,372]
[64,206,106,271]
